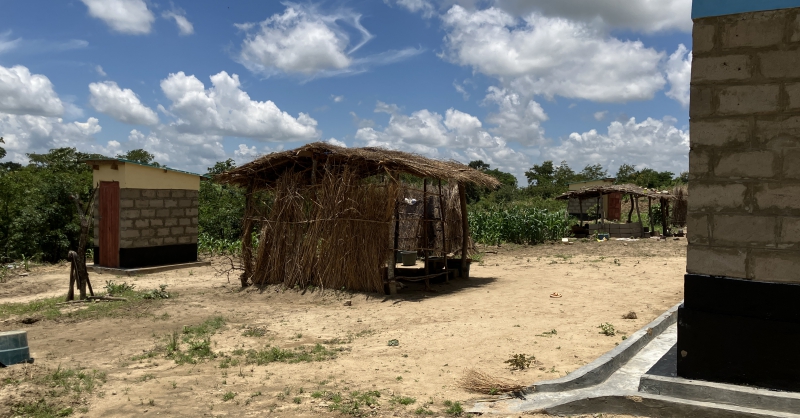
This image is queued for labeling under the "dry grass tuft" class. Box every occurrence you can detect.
[459,368,525,394]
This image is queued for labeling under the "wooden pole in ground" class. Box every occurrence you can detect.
[437,179,448,282]
[627,194,635,223]
[423,179,429,275]
[68,189,97,301]
[458,182,469,279]
[634,196,642,237]
[648,197,653,235]
[388,172,399,295]
[241,182,255,287]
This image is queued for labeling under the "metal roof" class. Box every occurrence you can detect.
[81,158,208,178]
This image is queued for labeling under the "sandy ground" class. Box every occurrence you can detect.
[0,238,686,417]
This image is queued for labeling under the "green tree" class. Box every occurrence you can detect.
[199,160,245,242]
[615,164,638,185]
[465,160,517,203]
[0,148,99,262]
[117,149,160,166]
[577,163,607,181]
[0,137,6,160]
[524,160,578,199]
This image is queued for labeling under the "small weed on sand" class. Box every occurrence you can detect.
[504,353,534,370]
[443,400,463,416]
[599,323,616,336]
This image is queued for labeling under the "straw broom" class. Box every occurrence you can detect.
[459,368,525,394]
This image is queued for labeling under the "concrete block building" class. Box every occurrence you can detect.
[682,0,800,392]
[84,159,203,269]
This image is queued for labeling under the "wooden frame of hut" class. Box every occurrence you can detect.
[556,184,678,238]
[217,142,499,293]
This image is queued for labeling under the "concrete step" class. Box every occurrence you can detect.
[546,392,800,418]
[639,344,800,415]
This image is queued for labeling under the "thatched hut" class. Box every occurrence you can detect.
[217,142,499,293]
[555,184,681,237]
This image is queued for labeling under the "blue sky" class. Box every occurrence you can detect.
[1,0,693,182]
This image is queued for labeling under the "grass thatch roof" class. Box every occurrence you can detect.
[555,184,677,200]
[216,142,501,189]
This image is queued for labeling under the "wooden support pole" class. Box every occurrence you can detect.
[662,198,670,236]
[241,182,255,287]
[437,179,448,282]
[388,173,399,295]
[423,179,429,275]
[458,183,469,279]
[648,197,654,235]
[634,196,642,237]
[627,194,635,223]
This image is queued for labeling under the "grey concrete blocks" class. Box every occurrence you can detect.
[686,246,747,278]
[721,11,785,49]
[104,188,200,250]
[689,8,800,283]
[692,55,752,81]
[717,85,780,115]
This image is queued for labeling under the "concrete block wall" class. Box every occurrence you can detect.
[689,8,800,283]
[568,197,605,217]
[93,189,199,249]
[589,222,644,238]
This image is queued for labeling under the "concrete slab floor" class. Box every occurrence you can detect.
[470,323,678,414]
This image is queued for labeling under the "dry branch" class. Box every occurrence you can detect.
[459,368,525,394]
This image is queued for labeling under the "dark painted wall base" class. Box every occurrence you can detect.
[93,244,198,268]
[678,274,800,392]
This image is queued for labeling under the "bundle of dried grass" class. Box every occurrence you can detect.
[250,165,397,293]
[459,369,525,394]
[670,185,688,228]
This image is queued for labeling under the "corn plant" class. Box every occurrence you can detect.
[469,204,571,246]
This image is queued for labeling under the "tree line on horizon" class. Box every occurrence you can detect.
[0,145,686,263]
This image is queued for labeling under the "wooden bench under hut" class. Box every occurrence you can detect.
[556,184,678,238]
[216,142,500,294]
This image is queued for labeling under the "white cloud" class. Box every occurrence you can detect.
[237,4,422,78]
[0,31,21,54]
[665,44,692,108]
[81,0,155,35]
[126,127,226,173]
[388,0,436,18]
[237,5,361,76]
[483,86,547,146]
[441,5,666,103]
[492,0,692,33]
[355,102,529,178]
[0,65,64,117]
[332,95,344,103]
[160,70,320,141]
[594,111,608,121]
[162,8,195,36]
[89,81,159,126]
[546,116,689,175]
[326,138,347,147]
[0,114,103,161]
[95,65,107,77]
[453,80,469,100]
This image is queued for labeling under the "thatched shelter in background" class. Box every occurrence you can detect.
[217,142,499,293]
[555,184,684,237]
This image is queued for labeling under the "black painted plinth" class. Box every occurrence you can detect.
[677,274,800,392]
[93,244,198,268]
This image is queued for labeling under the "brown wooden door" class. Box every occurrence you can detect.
[99,181,120,267]
[608,192,622,221]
